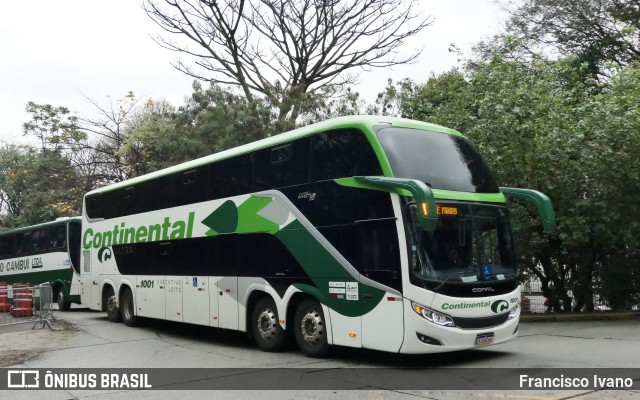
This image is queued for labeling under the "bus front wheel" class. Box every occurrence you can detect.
[252,297,286,352]
[121,288,137,327]
[294,299,329,358]
[56,286,71,311]
[105,287,121,323]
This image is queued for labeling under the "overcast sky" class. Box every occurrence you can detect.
[0,1,506,145]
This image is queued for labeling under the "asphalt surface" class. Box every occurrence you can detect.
[1,306,639,399]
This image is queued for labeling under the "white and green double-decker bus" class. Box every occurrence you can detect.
[0,217,83,310]
[80,116,555,357]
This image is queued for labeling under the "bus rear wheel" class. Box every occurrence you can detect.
[121,288,137,327]
[56,286,71,311]
[105,287,121,322]
[252,297,286,352]
[294,299,329,358]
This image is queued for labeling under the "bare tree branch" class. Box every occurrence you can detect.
[144,0,432,129]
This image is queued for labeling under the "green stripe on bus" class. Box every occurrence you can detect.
[276,220,384,317]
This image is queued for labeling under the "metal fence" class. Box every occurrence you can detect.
[520,280,615,313]
[0,282,54,329]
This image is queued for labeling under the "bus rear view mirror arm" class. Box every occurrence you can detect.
[355,176,438,231]
[500,187,557,233]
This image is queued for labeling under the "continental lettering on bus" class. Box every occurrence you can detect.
[82,213,195,249]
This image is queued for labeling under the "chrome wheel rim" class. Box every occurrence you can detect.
[300,308,324,345]
[257,308,277,341]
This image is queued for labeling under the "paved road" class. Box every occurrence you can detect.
[2,307,639,399]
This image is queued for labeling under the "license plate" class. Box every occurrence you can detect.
[475,332,495,345]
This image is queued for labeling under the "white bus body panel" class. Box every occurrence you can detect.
[183,276,208,325]
[361,293,404,353]
[328,309,361,348]
[137,275,165,320]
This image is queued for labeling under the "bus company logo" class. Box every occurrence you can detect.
[97,247,112,263]
[7,370,40,388]
[297,191,317,201]
[472,287,495,293]
[491,300,509,313]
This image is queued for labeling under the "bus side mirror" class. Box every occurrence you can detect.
[500,187,556,233]
[355,176,438,231]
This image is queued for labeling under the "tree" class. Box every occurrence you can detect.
[120,82,276,175]
[504,0,640,79]
[144,0,432,131]
[22,102,85,154]
[0,145,81,227]
[77,91,146,182]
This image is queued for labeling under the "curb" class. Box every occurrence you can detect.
[520,311,640,322]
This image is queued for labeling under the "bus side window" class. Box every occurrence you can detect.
[359,219,402,292]
[137,175,172,214]
[69,222,82,274]
[172,167,207,207]
[49,226,66,250]
[32,229,49,253]
[253,138,311,191]
[209,154,253,200]
[310,129,383,181]
[121,186,136,215]
[95,190,117,219]
[86,195,101,219]
[0,235,14,257]
[16,232,33,255]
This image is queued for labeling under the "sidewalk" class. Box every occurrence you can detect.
[521,311,640,322]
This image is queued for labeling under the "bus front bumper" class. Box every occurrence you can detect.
[399,301,520,354]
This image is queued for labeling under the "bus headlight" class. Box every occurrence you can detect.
[508,304,521,320]
[411,302,455,327]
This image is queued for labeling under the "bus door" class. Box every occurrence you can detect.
[80,248,100,308]
[214,276,239,330]
[178,240,209,326]
[210,237,239,330]
[358,219,405,353]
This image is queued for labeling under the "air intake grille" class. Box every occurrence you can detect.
[452,312,510,329]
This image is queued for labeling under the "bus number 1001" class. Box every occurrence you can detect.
[140,280,154,288]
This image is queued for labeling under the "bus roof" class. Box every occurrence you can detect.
[85,115,461,196]
[0,217,82,238]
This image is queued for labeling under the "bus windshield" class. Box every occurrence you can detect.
[376,126,499,193]
[404,201,517,285]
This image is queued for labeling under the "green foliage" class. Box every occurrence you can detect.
[120,83,277,176]
[395,50,640,310]
[23,102,85,153]
[0,145,81,227]
[503,0,640,79]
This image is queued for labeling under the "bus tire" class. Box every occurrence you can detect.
[294,299,329,358]
[105,287,121,323]
[121,288,137,327]
[56,286,71,311]
[252,297,285,352]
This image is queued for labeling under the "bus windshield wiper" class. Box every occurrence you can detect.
[434,268,478,293]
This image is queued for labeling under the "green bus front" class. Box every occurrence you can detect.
[361,122,555,352]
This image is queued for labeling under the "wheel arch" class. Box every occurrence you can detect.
[284,289,334,346]
[100,281,117,312]
[245,289,271,338]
